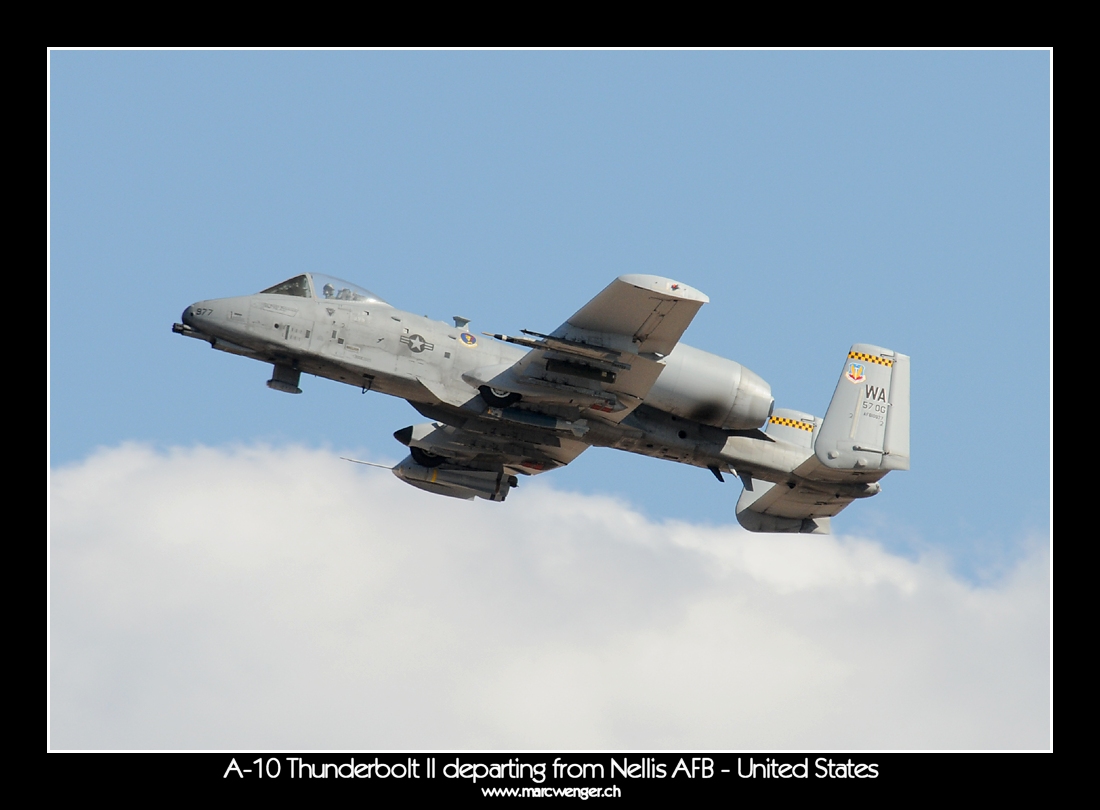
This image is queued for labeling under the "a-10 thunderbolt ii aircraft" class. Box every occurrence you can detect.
[173,273,909,533]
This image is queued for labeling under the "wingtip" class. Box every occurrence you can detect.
[614,274,709,304]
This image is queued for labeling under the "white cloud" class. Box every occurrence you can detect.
[50,443,1049,749]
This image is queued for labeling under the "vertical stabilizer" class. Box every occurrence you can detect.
[815,344,910,472]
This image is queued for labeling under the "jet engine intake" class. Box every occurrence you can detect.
[644,344,774,430]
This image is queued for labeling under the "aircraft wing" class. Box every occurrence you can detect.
[402,409,592,475]
[390,412,593,501]
[471,275,709,423]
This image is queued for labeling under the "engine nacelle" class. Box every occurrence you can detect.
[644,343,774,430]
[391,456,517,502]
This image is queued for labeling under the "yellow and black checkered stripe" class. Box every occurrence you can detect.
[848,351,892,367]
[770,416,815,432]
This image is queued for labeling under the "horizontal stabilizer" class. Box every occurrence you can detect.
[733,407,889,533]
[735,478,832,534]
[734,473,881,533]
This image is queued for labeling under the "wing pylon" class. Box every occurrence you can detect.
[474,275,709,423]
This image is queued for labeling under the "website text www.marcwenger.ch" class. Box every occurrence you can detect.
[481,785,621,798]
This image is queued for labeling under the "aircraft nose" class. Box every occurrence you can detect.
[182,305,195,326]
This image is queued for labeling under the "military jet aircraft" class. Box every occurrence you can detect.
[173,273,909,533]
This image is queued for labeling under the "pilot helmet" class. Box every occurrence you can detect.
[322,283,335,298]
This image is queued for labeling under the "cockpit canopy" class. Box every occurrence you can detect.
[259,274,391,306]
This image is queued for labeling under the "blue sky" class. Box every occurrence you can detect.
[49,51,1050,579]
